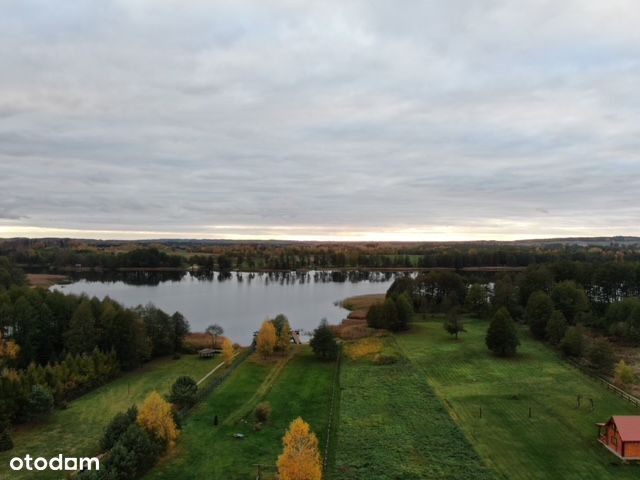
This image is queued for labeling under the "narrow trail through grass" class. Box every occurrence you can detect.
[146,347,334,480]
[223,349,295,426]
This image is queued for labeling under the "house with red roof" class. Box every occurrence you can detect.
[597,416,640,460]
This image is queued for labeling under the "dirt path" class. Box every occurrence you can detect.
[223,348,297,426]
[196,353,239,386]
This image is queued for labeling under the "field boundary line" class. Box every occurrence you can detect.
[323,346,342,477]
[178,347,254,421]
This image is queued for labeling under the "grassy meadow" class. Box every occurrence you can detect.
[396,318,640,480]
[0,355,224,480]
[332,336,495,480]
[146,346,336,480]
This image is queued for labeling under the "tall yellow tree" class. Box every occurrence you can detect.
[256,320,277,358]
[277,417,322,480]
[277,321,292,353]
[222,337,235,366]
[137,391,179,444]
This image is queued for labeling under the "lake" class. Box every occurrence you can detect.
[52,271,396,345]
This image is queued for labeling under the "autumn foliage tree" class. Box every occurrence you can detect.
[0,333,20,361]
[277,417,322,480]
[137,391,179,445]
[256,320,277,358]
[222,338,235,365]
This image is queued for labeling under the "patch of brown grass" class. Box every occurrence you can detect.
[347,309,368,320]
[27,273,69,288]
[339,294,385,311]
[184,332,229,350]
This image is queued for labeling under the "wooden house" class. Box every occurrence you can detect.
[597,416,640,460]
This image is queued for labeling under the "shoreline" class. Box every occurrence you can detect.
[26,273,71,288]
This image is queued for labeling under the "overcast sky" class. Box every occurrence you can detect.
[1,0,639,241]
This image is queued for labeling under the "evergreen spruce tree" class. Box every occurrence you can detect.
[486,307,520,357]
[310,319,339,360]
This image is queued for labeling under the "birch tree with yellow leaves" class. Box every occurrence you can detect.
[137,391,179,444]
[256,320,277,358]
[277,417,322,480]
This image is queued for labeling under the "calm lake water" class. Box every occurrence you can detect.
[52,271,396,345]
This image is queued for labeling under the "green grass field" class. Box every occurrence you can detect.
[0,355,223,480]
[396,318,640,480]
[332,337,495,480]
[146,346,335,480]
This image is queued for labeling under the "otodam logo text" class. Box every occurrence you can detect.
[9,454,100,472]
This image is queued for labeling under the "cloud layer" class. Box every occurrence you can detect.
[1,0,639,240]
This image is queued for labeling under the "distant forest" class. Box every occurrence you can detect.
[2,236,640,271]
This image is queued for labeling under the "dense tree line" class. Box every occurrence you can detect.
[5,237,640,272]
[9,247,184,270]
[0,272,189,430]
[0,287,188,369]
[385,261,640,348]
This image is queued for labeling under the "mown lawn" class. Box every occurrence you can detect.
[0,355,224,480]
[332,336,495,480]
[396,318,640,480]
[146,346,335,480]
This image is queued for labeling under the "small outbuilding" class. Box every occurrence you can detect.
[198,348,219,358]
[598,416,640,460]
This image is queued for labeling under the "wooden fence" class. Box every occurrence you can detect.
[566,358,640,408]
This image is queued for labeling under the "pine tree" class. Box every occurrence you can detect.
[277,417,322,480]
[64,301,97,354]
[168,376,198,407]
[486,307,520,357]
[310,319,338,360]
[443,307,465,339]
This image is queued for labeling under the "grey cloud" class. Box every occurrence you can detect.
[0,1,639,239]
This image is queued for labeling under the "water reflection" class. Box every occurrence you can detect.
[53,270,403,345]
[64,269,403,286]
